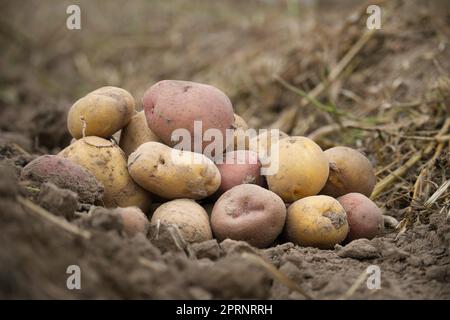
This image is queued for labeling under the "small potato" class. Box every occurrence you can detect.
[151,199,212,243]
[119,111,160,156]
[211,184,286,248]
[143,80,234,152]
[68,86,135,139]
[128,142,221,199]
[215,150,263,195]
[320,146,376,198]
[59,136,151,211]
[231,114,250,150]
[266,136,329,202]
[337,193,383,241]
[248,130,288,170]
[285,195,349,249]
[20,155,104,204]
[115,206,150,237]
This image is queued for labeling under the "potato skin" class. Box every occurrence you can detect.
[337,193,383,241]
[20,155,104,204]
[151,199,212,243]
[231,114,249,150]
[211,184,286,248]
[248,130,288,170]
[320,146,376,198]
[128,142,221,199]
[58,136,151,211]
[114,206,150,237]
[68,86,135,139]
[119,111,160,156]
[215,150,263,195]
[266,136,329,202]
[143,80,234,152]
[285,195,349,249]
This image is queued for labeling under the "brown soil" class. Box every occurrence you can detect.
[0,0,449,299]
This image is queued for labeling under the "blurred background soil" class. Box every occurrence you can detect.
[0,0,449,299]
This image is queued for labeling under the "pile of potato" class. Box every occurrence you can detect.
[21,80,383,249]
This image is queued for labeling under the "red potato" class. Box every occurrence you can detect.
[337,193,384,241]
[20,155,104,204]
[114,206,150,237]
[215,150,263,195]
[143,80,234,153]
[211,184,286,248]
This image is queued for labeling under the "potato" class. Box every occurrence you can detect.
[58,136,151,211]
[285,195,349,249]
[320,146,376,198]
[248,130,288,170]
[128,142,221,199]
[20,155,104,204]
[67,86,135,139]
[143,80,234,152]
[337,193,383,241]
[119,111,160,156]
[151,199,212,243]
[211,184,286,248]
[266,136,329,202]
[231,114,250,150]
[114,206,150,237]
[215,150,263,195]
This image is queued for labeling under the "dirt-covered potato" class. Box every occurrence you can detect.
[114,206,150,237]
[151,199,212,243]
[20,155,104,204]
[143,80,234,152]
[211,184,286,248]
[337,193,383,241]
[266,136,329,202]
[231,114,250,150]
[285,195,349,249]
[215,150,263,195]
[119,111,160,156]
[67,86,135,139]
[128,142,221,199]
[320,146,376,198]
[59,136,151,211]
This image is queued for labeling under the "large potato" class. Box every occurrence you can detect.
[337,193,383,241]
[119,111,160,156]
[151,199,212,243]
[215,150,263,195]
[211,184,286,248]
[20,155,104,204]
[68,86,135,139]
[320,146,376,198]
[58,136,151,211]
[143,80,234,153]
[128,142,221,199]
[266,136,329,202]
[285,195,349,249]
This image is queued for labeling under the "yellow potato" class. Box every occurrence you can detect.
[58,136,151,211]
[231,114,250,150]
[248,130,288,170]
[266,136,329,202]
[128,142,221,199]
[151,199,212,243]
[119,111,160,157]
[320,146,376,198]
[285,195,349,249]
[115,206,150,237]
[67,86,135,139]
